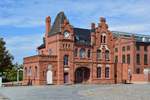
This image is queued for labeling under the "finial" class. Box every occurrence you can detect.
[100,17,106,23]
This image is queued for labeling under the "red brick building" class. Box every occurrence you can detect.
[23,12,150,85]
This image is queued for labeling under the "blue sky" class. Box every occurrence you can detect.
[0,0,150,64]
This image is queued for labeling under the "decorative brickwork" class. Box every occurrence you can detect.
[23,12,150,85]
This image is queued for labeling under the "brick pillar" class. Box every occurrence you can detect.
[102,64,105,79]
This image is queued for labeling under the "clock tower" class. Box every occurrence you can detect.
[56,13,74,84]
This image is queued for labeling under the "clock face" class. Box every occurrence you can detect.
[64,31,70,38]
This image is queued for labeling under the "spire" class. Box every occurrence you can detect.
[49,11,68,35]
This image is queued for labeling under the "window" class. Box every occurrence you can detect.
[144,54,148,65]
[97,67,101,78]
[74,48,78,57]
[122,46,125,52]
[144,46,147,51]
[97,49,101,59]
[122,55,126,63]
[48,49,52,55]
[105,50,109,60]
[28,67,32,76]
[35,66,38,78]
[115,56,118,63]
[25,67,27,77]
[136,54,140,65]
[80,48,86,58]
[87,49,91,58]
[115,48,118,52]
[64,55,69,65]
[127,46,130,51]
[136,45,140,51]
[41,50,44,55]
[104,36,106,43]
[136,68,140,74]
[105,67,110,78]
[127,54,130,64]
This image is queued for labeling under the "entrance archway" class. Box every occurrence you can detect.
[46,70,53,84]
[75,67,90,83]
[46,64,53,84]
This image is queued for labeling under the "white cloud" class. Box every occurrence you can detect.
[1,0,150,64]
[110,23,150,34]
[4,33,43,63]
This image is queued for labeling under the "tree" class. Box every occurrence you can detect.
[0,38,13,76]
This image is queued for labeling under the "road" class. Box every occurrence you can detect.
[0,84,150,100]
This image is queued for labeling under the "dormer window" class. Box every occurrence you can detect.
[142,37,146,42]
[80,48,86,58]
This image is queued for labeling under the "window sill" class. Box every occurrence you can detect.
[97,78,102,79]
[64,65,69,68]
[105,78,110,79]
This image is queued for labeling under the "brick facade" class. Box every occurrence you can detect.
[23,12,150,85]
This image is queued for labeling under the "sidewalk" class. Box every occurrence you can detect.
[0,94,9,100]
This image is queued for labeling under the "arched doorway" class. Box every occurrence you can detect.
[46,70,53,84]
[46,65,53,84]
[75,67,90,83]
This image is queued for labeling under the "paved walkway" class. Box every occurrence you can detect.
[0,84,150,100]
[0,94,9,100]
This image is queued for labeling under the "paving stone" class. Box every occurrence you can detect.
[0,84,149,100]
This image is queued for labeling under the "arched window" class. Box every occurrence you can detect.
[35,66,38,78]
[104,36,106,43]
[97,67,101,78]
[105,67,110,78]
[64,55,69,65]
[74,48,78,57]
[97,49,101,59]
[48,49,52,55]
[25,67,27,77]
[80,48,86,58]
[87,49,91,58]
[28,67,32,76]
[105,50,109,60]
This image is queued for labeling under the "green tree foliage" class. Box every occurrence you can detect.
[3,63,23,82]
[0,38,13,76]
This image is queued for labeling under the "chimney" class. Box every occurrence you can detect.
[91,23,96,45]
[45,16,51,34]
[91,23,95,29]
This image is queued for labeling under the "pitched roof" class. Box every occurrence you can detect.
[37,12,150,49]
[37,44,45,49]
[48,11,68,35]
[112,31,150,42]
[74,28,91,46]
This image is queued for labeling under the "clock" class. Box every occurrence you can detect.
[64,31,70,38]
